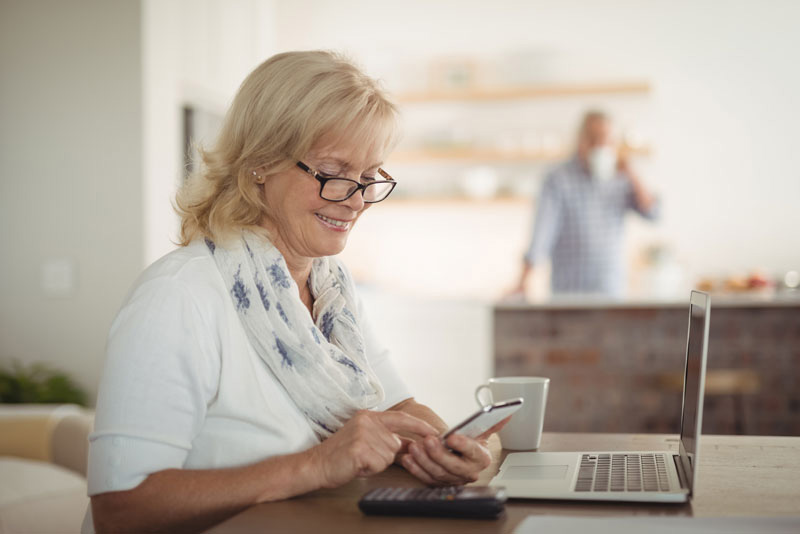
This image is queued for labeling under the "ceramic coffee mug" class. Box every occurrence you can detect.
[475,376,549,450]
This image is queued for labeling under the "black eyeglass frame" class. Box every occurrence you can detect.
[295,161,397,203]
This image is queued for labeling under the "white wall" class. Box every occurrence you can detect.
[274,0,800,287]
[271,0,800,419]
[143,0,277,264]
[3,0,797,411]
[0,0,144,400]
[0,0,278,402]
[359,288,492,425]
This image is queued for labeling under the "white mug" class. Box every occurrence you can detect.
[475,376,549,450]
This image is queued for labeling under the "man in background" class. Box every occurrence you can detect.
[510,110,659,298]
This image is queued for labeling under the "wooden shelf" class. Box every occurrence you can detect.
[390,145,651,164]
[397,81,651,103]
[382,196,532,207]
[388,195,529,204]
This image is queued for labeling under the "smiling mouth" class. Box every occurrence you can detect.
[315,213,352,231]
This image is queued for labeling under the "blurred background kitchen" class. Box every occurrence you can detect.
[2,0,799,434]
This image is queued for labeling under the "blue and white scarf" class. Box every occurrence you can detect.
[205,231,385,438]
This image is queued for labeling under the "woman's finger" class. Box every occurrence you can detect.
[359,448,393,477]
[424,436,480,479]
[374,423,403,456]
[396,436,414,457]
[409,442,462,484]
[400,454,437,486]
[378,411,439,438]
[445,434,481,460]
[445,434,490,469]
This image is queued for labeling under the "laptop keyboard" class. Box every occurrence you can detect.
[574,453,672,492]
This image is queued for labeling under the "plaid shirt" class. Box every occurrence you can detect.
[524,156,659,297]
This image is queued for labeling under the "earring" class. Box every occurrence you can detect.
[252,170,265,184]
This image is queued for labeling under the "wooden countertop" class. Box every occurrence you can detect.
[205,433,800,533]
[495,294,800,310]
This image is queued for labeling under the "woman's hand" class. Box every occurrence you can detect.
[399,417,509,486]
[308,410,439,489]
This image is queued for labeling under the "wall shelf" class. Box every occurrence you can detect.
[390,78,653,201]
[390,145,651,164]
[385,196,531,206]
[396,81,651,103]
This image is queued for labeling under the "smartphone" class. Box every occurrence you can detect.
[442,398,523,441]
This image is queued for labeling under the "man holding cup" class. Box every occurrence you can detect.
[509,110,660,299]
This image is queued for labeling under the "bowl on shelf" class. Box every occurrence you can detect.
[460,166,500,199]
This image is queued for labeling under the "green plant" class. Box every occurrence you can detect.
[0,360,88,406]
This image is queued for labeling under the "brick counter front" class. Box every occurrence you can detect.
[493,298,800,435]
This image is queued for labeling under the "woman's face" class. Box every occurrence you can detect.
[260,133,384,265]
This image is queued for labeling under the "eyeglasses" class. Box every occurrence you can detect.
[296,161,397,203]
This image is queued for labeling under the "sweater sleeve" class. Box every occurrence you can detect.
[87,276,220,495]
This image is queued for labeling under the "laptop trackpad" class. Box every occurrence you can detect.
[501,465,569,480]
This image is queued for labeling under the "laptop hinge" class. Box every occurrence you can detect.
[672,454,689,491]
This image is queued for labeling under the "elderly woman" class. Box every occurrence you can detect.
[84,51,502,533]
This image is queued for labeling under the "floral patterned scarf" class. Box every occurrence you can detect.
[205,230,385,438]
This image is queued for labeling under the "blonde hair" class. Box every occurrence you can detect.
[175,50,400,246]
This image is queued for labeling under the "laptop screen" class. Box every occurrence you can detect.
[678,291,710,494]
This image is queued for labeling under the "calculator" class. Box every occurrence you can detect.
[358,485,507,519]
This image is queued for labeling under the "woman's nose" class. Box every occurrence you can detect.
[341,188,366,212]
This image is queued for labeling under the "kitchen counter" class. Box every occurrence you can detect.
[493,295,800,436]
[495,292,800,310]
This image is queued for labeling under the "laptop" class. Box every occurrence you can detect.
[490,290,710,503]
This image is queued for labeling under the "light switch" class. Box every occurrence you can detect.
[41,258,77,297]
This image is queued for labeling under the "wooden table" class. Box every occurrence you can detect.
[206,433,800,533]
